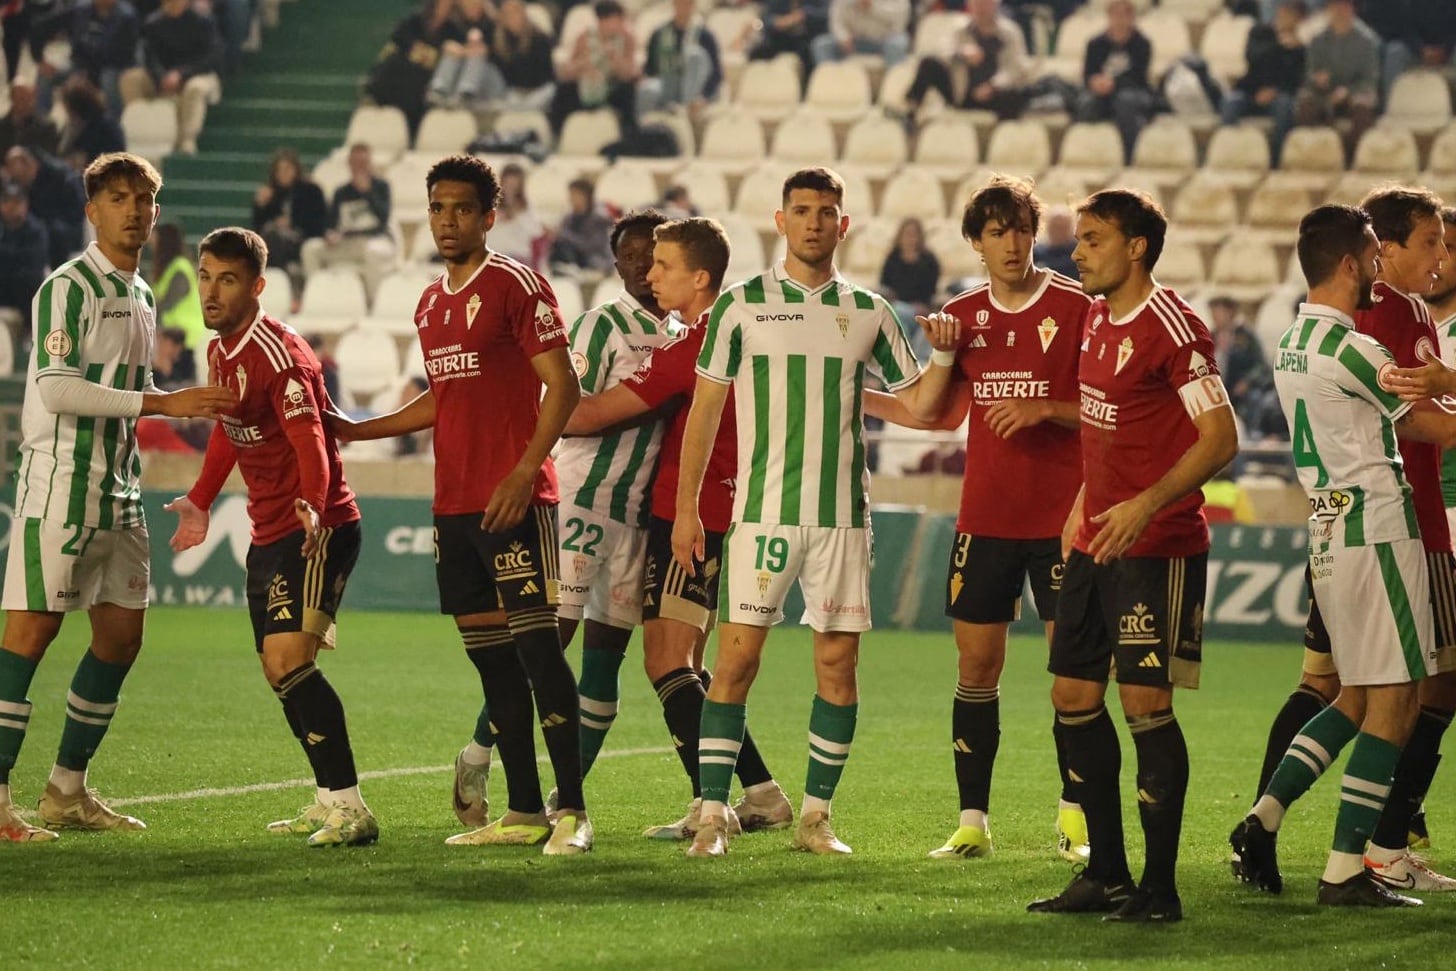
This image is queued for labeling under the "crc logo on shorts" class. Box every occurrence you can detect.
[267,576,293,620]
[1118,602,1159,646]
[494,542,537,582]
[282,378,314,420]
[44,329,72,359]
[1049,562,1065,592]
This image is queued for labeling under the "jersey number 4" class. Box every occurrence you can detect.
[1291,398,1330,488]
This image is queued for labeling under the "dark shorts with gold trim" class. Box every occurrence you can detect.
[434,506,561,617]
[642,515,724,633]
[944,532,1063,625]
[246,520,361,652]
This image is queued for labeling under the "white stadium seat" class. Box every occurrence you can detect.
[913,115,980,180]
[1169,174,1239,245]
[335,329,403,401]
[259,267,295,317]
[557,108,620,167]
[414,107,477,153]
[1199,11,1255,85]
[386,153,434,228]
[1204,124,1271,188]
[732,57,801,123]
[769,109,838,164]
[1126,119,1199,189]
[984,119,1053,177]
[1209,238,1281,301]
[1050,122,1124,184]
[841,112,909,176]
[805,60,874,123]
[669,161,731,213]
[1351,126,1420,177]
[593,161,659,211]
[1384,70,1453,134]
[298,267,368,328]
[120,100,177,165]
[698,113,767,175]
[344,105,410,163]
[879,167,947,221]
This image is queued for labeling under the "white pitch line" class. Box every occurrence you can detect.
[106,746,673,808]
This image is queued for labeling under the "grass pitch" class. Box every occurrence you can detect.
[1,609,1450,969]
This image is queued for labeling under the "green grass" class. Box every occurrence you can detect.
[2,610,1451,969]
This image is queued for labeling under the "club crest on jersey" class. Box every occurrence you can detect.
[466,293,482,329]
[1037,316,1058,353]
[535,300,563,341]
[235,363,248,400]
[1115,338,1134,375]
[836,312,849,338]
[43,329,72,360]
[571,351,589,377]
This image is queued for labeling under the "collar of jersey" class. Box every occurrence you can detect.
[987,267,1053,314]
[1297,301,1355,331]
[1106,283,1164,327]
[85,241,135,285]
[441,250,495,296]
[218,307,267,359]
[615,289,665,325]
[771,260,844,298]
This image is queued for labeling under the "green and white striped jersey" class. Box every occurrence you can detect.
[555,292,682,526]
[697,262,921,528]
[1436,310,1456,508]
[13,243,157,531]
[1274,302,1419,550]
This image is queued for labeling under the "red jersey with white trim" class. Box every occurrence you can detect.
[625,310,737,533]
[1076,286,1224,558]
[944,270,1089,538]
[202,312,358,545]
[413,252,567,515]
[1355,280,1452,553]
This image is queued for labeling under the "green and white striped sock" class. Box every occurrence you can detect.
[698,700,746,818]
[0,648,39,789]
[804,695,858,816]
[54,649,132,789]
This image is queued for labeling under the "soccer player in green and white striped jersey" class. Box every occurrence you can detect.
[0,153,235,843]
[553,209,682,781]
[1232,204,1456,907]
[671,167,962,857]
[1432,209,1456,546]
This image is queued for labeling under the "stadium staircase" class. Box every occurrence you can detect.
[159,0,402,238]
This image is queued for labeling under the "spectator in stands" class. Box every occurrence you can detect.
[1002,0,1079,51]
[1073,0,1155,164]
[879,217,940,361]
[57,78,127,172]
[0,180,49,342]
[150,324,196,391]
[749,0,831,81]
[1033,205,1078,281]
[637,0,724,119]
[151,223,207,352]
[549,177,615,276]
[1208,294,1276,437]
[120,0,224,154]
[202,0,256,76]
[0,80,61,158]
[488,161,547,269]
[1,0,29,85]
[3,146,86,268]
[365,0,460,135]
[394,376,433,457]
[550,0,640,137]
[1358,0,1456,100]
[428,0,496,108]
[301,143,396,293]
[1221,0,1305,167]
[812,0,910,68]
[659,183,697,219]
[1294,0,1379,160]
[901,0,1031,123]
[251,147,328,285]
[480,0,557,110]
[29,0,140,117]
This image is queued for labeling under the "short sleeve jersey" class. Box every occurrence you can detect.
[943,270,1089,538]
[626,311,738,534]
[1275,303,1418,549]
[1076,286,1225,558]
[555,291,682,526]
[1435,309,1456,508]
[413,252,567,515]
[15,243,156,530]
[696,262,922,528]
[207,312,360,545]
[1356,281,1453,553]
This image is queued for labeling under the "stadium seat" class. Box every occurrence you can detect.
[386,153,434,228]
[841,112,909,177]
[525,160,580,223]
[841,216,898,280]
[1155,239,1207,293]
[984,119,1052,177]
[310,151,352,200]
[335,330,402,401]
[1325,171,1384,207]
[490,108,553,149]
[557,109,620,169]
[344,106,411,163]
[631,1,675,56]
[555,5,598,68]
[549,276,585,324]
[360,268,436,337]
[1204,124,1271,188]
[926,217,978,282]
[1141,9,1193,80]
[1199,11,1255,86]
[414,107,477,153]
[731,57,801,123]
[1047,7,1104,82]
[1352,125,1420,177]
[769,109,838,163]
[913,12,970,58]
[805,60,874,123]
[875,59,918,112]
[835,167,876,217]
[698,112,767,175]
[1209,238,1281,301]
[1125,119,1199,190]
[1029,169,1089,210]
[640,109,695,158]
[879,167,947,221]
[260,267,294,317]
[1429,123,1456,175]
[912,115,980,181]
[1384,70,1453,134]
[1169,174,1239,245]
[1245,180,1313,242]
[120,100,177,165]
[706,5,759,71]
[295,267,368,336]
[405,226,442,265]
[1255,286,1304,350]
[668,161,731,213]
[733,164,785,219]
[1050,122,1123,184]
[1275,126,1344,189]
[593,160,659,211]
[717,213,768,283]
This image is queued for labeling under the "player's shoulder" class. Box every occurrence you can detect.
[42,253,103,298]
[248,314,317,376]
[1142,286,1209,347]
[1373,280,1433,324]
[1041,270,1093,308]
[836,278,890,313]
[942,281,991,317]
[481,250,549,297]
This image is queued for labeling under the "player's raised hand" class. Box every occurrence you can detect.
[671,513,705,573]
[294,499,322,558]
[985,398,1048,439]
[916,312,961,354]
[1385,359,1456,401]
[482,467,533,532]
[158,385,237,420]
[1085,495,1155,564]
[163,496,210,552]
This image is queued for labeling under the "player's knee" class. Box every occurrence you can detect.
[1050,676,1103,713]
[0,612,63,659]
[1300,671,1341,705]
[1418,670,1456,713]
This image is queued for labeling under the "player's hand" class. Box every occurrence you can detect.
[158,385,237,419]
[671,513,705,573]
[294,499,322,558]
[324,407,357,440]
[984,398,1047,439]
[916,312,961,354]
[482,467,534,532]
[1385,360,1456,401]
[1085,495,1155,564]
[163,496,209,552]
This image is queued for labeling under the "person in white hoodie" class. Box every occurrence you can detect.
[810,0,910,67]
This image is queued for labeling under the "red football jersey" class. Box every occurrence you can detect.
[1075,287,1224,558]
[944,271,1088,538]
[195,312,359,545]
[626,311,737,533]
[414,252,567,515]
[1356,281,1452,553]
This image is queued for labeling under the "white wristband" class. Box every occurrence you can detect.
[930,349,956,368]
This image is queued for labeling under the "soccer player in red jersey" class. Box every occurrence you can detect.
[564,217,792,840]
[1027,190,1238,922]
[865,176,1091,862]
[333,156,590,854]
[165,228,375,846]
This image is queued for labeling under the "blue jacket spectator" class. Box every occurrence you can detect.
[638,0,724,117]
[3,146,85,269]
[30,0,140,116]
[0,180,51,339]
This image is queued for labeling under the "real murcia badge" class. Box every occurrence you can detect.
[1115,337,1134,375]
[235,363,247,400]
[836,312,849,338]
[1037,316,1058,352]
[465,293,482,329]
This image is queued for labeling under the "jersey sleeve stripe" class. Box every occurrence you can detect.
[495,254,543,295]
[577,311,616,392]
[253,323,295,373]
[1337,343,1406,413]
[1150,290,1197,346]
[71,259,108,299]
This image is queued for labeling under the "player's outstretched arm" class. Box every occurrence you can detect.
[36,373,235,419]
[1385,355,1456,402]
[862,384,970,431]
[563,382,652,435]
[165,425,238,552]
[890,312,962,422]
[1397,401,1456,449]
[483,346,581,532]
[140,385,238,419]
[331,388,437,441]
[672,375,730,571]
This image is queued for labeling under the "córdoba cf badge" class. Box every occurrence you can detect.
[1115,337,1134,375]
[466,293,482,329]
